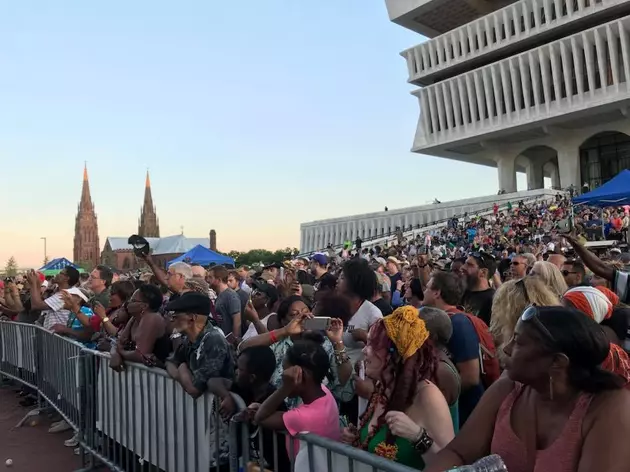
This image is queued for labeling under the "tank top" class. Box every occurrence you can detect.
[440,360,461,434]
[491,383,592,472]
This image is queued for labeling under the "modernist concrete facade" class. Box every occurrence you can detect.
[300,189,558,252]
[387,0,630,193]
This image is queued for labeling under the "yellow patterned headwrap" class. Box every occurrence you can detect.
[383,306,429,361]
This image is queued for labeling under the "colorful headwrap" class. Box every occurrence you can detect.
[383,306,429,361]
[563,287,630,385]
[562,286,613,324]
[596,286,620,307]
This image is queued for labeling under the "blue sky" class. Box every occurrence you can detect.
[0,1,527,267]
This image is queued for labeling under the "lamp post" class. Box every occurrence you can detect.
[41,237,47,264]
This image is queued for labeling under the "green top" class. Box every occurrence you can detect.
[441,360,460,434]
[359,418,425,470]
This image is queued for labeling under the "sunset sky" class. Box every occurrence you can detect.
[0,1,530,268]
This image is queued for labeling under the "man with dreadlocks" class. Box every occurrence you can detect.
[341,306,455,469]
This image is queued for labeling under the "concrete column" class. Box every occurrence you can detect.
[300,230,305,252]
[527,160,545,190]
[497,155,517,193]
[557,146,580,190]
[550,163,560,189]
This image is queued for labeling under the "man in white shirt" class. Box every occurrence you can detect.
[337,258,383,364]
[27,267,81,330]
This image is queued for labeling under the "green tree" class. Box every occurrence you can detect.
[42,256,50,267]
[76,260,93,272]
[229,248,299,267]
[4,256,18,277]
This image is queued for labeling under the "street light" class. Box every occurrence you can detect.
[40,237,47,263]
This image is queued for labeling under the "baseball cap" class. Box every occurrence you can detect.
[251,280,279,305]
[164,292,211,316]
[311,253,328,266]
[65,287,89,303]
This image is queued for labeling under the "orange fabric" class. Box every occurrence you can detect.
[602,343,630,386]
[596,286,620,307]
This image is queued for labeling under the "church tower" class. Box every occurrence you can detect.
[73,164,100,269]
[138,170,160,238]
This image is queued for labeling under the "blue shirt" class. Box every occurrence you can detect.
[66,306,96,349]
[447,314,484,427]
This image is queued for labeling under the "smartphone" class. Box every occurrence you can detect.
[557,217,573,234]
[303,317,332,331]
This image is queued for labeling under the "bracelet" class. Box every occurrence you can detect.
[269,330,278,344]
[412,428,434,454]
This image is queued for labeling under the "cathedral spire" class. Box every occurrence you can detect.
[79,162,93,212]
[74,163,100,269]
[138,170,160,238]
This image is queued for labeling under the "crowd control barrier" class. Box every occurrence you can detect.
[0,321,417,472]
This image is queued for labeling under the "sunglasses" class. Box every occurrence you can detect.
[521,305,556,344]
[561,270,577,276]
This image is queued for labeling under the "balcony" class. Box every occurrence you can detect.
[385,0,516,37]
[402,0,630,86]
[412,15,630,157]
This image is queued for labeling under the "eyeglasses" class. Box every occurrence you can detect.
[521,305,556,344]
[561,270,577,276]
[511,261,521,266]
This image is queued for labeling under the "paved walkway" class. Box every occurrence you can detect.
[0,384,81,471]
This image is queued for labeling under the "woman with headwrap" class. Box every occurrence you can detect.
[562,286,630,386]
[341,306,454,469]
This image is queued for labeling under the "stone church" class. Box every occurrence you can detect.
[73,167,217,271]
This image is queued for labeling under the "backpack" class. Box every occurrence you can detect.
[446,308,501,389]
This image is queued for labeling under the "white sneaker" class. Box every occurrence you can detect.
[48,420,71,434]
[74,447,80,456]
[64,434,79,447]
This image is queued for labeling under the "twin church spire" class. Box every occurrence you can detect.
[73,165,160,268]
[138,170,160,238]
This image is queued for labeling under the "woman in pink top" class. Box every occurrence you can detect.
[426,306,630,472]
[255,338,341,456]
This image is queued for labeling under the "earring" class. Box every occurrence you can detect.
[549,375,554,401]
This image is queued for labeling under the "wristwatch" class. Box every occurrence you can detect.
[413,428,434,454]
[102,317,110,323]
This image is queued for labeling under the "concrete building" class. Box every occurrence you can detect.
[300,0,630,253]
[387,0,630,193]
[300,188,558,252]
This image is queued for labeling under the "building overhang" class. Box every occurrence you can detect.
[385,0,516,37]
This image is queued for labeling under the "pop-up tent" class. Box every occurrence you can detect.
[38,257,85,276]
[573,169,630,207]
[166,245,234,268]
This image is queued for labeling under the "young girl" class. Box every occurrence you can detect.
[254,339,340,457]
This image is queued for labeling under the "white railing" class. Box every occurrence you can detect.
[413,14,630,151]
[402,0,614,85]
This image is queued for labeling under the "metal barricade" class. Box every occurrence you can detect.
[0,321,427,472]
[38,327,84,429]
[241,424,418,472]
[0,321,39,390]
[79,349,247,472]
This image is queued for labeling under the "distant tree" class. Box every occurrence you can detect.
[42,256,50,267]
[76,260,93,272]
[229,248,299,267]
[4,257,18,277]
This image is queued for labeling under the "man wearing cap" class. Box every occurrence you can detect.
[165,292,234,399]
[310,253,337,293]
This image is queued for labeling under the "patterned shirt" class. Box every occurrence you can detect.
[166,323,234,392]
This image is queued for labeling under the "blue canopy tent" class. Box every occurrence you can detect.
[573,170,630,207]
[38,257,84,276]
[166,245,234,268]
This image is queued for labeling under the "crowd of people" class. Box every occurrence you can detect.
[2,193,630,471]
